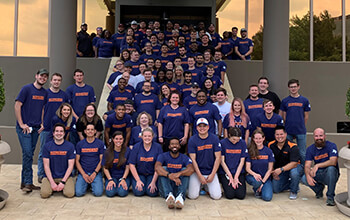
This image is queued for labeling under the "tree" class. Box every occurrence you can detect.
[252,10,343,61]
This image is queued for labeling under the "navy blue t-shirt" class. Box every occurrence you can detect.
[135,81,159,95]
[183,95,197,110]
[43,89,68,131]
[124,60,142,76]
[236,38,254,60]
[157,152,192,173]
[180,84,192,99]
[107,90,133,109]
[189,102,221,135]
[219,138,248,175]
[105,112,132,136]
[102,148,130,179]
[128,141,163,175]
[42,140,75,178]
[280,95,311,135]
[188,133,221,175]
[134,93,162,123]
[306,141,338,170]
[222,114,251,140]
[66,84,96,117]
[76,138,105,173]
[255,113,284,142]
[130,125,158,145]
[157,105,190,139]
[212,60,227,78]
[96,38,115,57]
[16,83,48,127]
[246,146,275,177]
[107,71,123,85]
[243,98,264,132]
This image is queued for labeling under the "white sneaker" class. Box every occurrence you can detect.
[175,193,184,209]
[166,192,175,209]
[289,192,297,200]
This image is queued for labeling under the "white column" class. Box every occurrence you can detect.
[13,0,19,56]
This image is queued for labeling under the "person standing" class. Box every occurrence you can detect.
[257,77,281,113]
[38,73,68,183]
[76,23,93,57]
[234,28,253,60]
[66,69,96,118]
[280,79,311,165]
[15,68,49,192]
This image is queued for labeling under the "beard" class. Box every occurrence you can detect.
[315,139,326,148]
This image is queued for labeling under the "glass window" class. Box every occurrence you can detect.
[217,0,245,36]
[0,1,15,56]
[289,0,309,61]
[313,0,341,61]
[18,0,48,56]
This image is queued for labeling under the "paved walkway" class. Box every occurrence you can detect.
[0,164,348,219]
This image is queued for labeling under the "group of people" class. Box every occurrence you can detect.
[15,23,339,209]
[76,20,253,61]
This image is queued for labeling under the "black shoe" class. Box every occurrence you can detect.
[21,183,40,191]
[326,198,335,206]
[316,191,323,199]
[38,176,43,184]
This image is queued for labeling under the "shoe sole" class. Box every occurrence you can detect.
[175,200,184,209]
[166,197,175,209]
[21,188,32,193]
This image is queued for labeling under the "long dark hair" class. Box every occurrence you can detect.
[248,129,265,159]
[104,131,127,169]
[80,103,101,127]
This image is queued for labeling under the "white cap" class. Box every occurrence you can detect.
[196,118,209,126]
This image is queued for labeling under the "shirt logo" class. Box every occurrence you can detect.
[226,149,241,154]
[261,123,277,128]
[141,100,154,104]
[32,95,44,100]
[50,151,67,155]
[113,158,119,163]
[75,92,89,97]
[194,110,209,115]
[81,148,99,153]
[314,153,328,160]
[167,163,182,169]
[48,98,63,102]
[197,144,213,151]
[288,103,303,107]
[167,113,182,117]
[140,157,154,162]
[115,97,127,101]
[248,104,262,109]
[112,123,126,128]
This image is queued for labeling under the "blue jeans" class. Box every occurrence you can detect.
[75,172,104,197]
[301,166,339,200]
[272,165,303,194]
[16,125,40,185]
[105,176,131,197]
[158,167,189,199]
[287,134,306,165]
[132,174,158,197]
[246,175,273,201]
[37,130,50,178]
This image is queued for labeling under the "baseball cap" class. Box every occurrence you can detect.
[131,20,138,25]
[192,82,199,88]
[118,23,125,28]
[37,68,49,76]
[241,28,247,32]
[81,23,87,26]
[196,118,209,126]
[124,99,134,105]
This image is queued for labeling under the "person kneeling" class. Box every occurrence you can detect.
[188,118,222,200]
[155,138,194,209]
[41,123,75,198]
[269,126,301,200]
[219,127,247,199]
[103,131,131,197]
[75,124,105,197]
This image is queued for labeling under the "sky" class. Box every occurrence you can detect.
[0,0,345,57]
